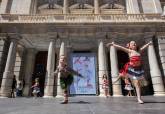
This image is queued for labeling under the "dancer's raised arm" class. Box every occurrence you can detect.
[140,41,152,53]
[67,67,84,78]
[107,42,130,53]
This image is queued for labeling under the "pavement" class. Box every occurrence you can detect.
[0,96,165,114]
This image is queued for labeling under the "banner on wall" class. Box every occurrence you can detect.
[70,53,97,95]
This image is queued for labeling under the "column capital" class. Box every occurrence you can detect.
[144,32,155,42]
[49,38,56,43]
[47,32,58,42]
[26,48,38,55]
[156,32,165,38]
[0,33,8,39]
[7,33,22,41]
[97,39,104,44]
[47,32,58,37]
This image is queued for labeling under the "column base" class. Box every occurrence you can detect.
[99,94,111,97]
[154,92,165,96]
[56,95,63,98]
[22,87,30,97]
[43,95,54,98]
[0,96,8,98]
[99,94,106,97]
[112,94,123,97]
[0,92,11,98]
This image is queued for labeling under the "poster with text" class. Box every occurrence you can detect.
[70,53,97,95]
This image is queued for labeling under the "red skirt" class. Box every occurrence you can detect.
[120,56,144,79]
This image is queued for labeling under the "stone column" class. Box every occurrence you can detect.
[44,41,55,98]
[0,38,9,86]
[30,0,38,14]
[59,42,66,56]
[110,45,123,96]
[126,0,140,14]
[56,42,66,97]
[141,0,162,13]
[94,0,100,14]
[63,0,69,14]
[14,47,25,82]
[152,0,162,13]
[163,6,165,16]
[0,0,8,13]
[98,41,108,96]
[157,36,165,77]
[0,37,18,97]
[148,41,165,96]
[23,49,36,97]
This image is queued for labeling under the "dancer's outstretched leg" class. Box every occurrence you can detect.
[113,75,122,84]
[133,80,143,104]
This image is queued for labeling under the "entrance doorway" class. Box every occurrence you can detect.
[117,50,130,96]
[69,52,97,95]
[33,51,47,96]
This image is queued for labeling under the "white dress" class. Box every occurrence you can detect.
[124,84,133,91]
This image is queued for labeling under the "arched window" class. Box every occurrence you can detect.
[70,0,94,9]
[37,0,63,9]
[100,0,126,14]
[100,0,125,9]
[37,0,63,14]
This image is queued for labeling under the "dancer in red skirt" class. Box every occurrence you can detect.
[107,41,151,104]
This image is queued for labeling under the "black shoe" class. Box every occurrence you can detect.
[61,100,68,104]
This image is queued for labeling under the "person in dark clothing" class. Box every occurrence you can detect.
[11,75,17,98]
[16,80,23,97]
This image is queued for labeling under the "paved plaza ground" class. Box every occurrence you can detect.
[0,96,165,114]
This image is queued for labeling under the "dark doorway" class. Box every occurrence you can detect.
[33,51,48,96]
[107,52,112,96]
[117,50,130,96]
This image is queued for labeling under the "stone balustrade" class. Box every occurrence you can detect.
[0,14,164,23]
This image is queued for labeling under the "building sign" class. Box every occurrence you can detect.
[70,53,97,95]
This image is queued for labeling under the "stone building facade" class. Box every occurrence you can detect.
[0,0,165,97]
